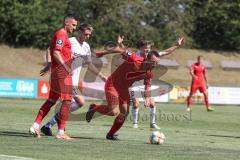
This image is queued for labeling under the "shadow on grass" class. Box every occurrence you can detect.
[71,136,107,141]
[207,134,240,139]
[0,131,32,137]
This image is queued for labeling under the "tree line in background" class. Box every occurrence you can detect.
[0,0,239,51]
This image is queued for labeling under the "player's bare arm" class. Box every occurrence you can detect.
[95,46,128,58]
[53,50,71,74]
[158,36,185,56]
[117,35,125,48]
[88,63,108,82]
[203,71,208,87]
[190,67,197,79]
[40,47,51,76]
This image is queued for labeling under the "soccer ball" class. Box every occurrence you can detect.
[149,131,165,145]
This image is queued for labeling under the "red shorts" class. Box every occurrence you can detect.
[190,83,206,94]
[105,78,130,106]
[48,73,73,101]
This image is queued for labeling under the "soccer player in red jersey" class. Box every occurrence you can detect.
[187,56,214,112]
[86,36,185,140]
[29,14,78,139]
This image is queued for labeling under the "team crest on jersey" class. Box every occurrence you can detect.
[56,39,63,46]
[127,51,132,56]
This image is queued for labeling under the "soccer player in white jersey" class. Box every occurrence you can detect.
[40,23,107,136]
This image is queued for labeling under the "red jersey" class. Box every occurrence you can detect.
[191,63,206,84]
[50,28,72,71]
[110,53,152,91]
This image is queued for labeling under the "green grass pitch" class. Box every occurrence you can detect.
[0,98,239,160]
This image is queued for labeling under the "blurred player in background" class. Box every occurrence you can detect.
[29,14,78,139]
[187,55,214,112]
[86,36,185,140]
[40,23,107,136]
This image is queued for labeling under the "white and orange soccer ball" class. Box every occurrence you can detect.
[148,131,165,145]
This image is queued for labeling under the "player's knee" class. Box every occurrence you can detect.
[150,99,155,107]
[74,96,85,105]
[111,108,120,116]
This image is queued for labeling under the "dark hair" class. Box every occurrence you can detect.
[136,39,153,49]
[78,23,93,32]
[147,50,160,59]
[64,13,78,21]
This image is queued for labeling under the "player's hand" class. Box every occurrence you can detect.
[177,36,185,46]
[95,51,104,58]
[100,75,108,82]
[193,75,198,80]
[40,65,50,76]
[206,83,210,89]
[64,66,72,75]
[144,97,151,107]
[117,35,124,44]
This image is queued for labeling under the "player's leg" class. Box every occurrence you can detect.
[71,95,84,112]
[41,95,85,136]
[132,98,139,128]
[48,97,83,126]
[149,98,160,130]
[106,102,129,140]
[29,89,58,138]
[200,86,214,111]
[55,76,73,140]
[86,80,120,122]
[86,90,120,122]
[56,99,72,139]
[187,84,197,111]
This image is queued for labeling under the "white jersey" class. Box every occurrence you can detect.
[69,37,92,87]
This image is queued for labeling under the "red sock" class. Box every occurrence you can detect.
[204,95,209,108]
[35,100,55,124]
[57,102,71,130]
[108,115,125,136]
[187,97,191,108]
[93,104,113,116]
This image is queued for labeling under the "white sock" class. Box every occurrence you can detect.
[70,101,82,112]
[132,107,139,124]
[58,129,64,134]
[45,113,58,128]
[33,122,39,129]
[149,107,156,124]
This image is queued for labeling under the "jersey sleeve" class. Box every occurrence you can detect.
[84,55,92,64]
[53,31,67,52]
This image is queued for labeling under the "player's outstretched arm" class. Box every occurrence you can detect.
[95,46,128,58]
[158,36,185,57]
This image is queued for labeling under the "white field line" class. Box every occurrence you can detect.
[0,154,36,160]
